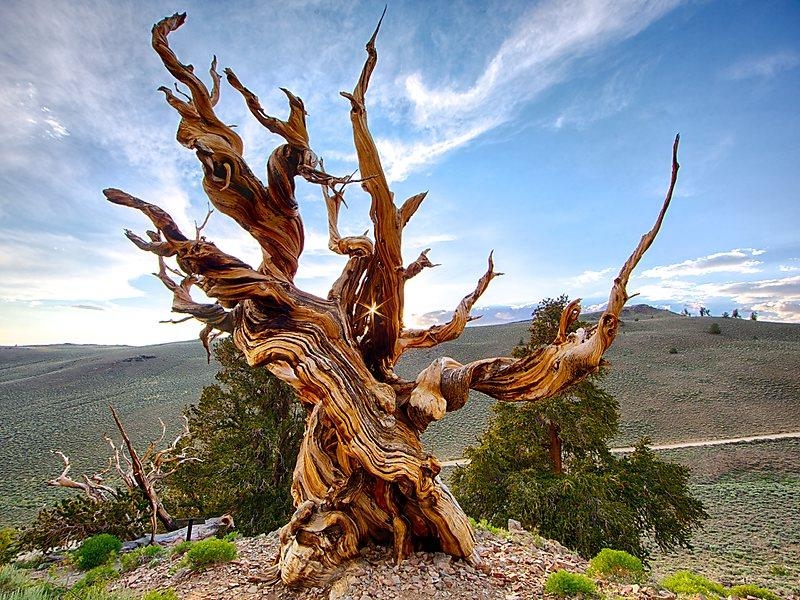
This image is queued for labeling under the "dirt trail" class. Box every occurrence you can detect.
[439,431,800,468]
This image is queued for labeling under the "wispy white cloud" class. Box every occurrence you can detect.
[379,0,682,180]
[569,267,614,286]
[723,50,799,81]
[640,249,765,279]
[0,229,152,303]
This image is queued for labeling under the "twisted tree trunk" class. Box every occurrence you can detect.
[107,12,680,587]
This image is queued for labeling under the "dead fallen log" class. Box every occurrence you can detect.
[121,514,234,551]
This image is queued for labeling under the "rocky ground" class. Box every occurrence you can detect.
[110,523,678,600]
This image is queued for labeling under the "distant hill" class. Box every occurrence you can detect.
[1,306,799,527]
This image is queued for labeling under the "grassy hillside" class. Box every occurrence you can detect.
[401,307,800,460]
[1,307,799,594]
[0,342,216,526]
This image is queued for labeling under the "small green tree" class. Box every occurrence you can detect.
[167,338,305,535]
[451,296,707,559]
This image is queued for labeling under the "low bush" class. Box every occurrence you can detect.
[65,563,119,598]
[120,545,165,572]
[74,535,122,570]
[586,548,644,582]
[0,588,58,600]
[707,323,721,335]
[0,564,33,594]
[668,347,678,354]
[168,541,192,557]
[185,539,236,570]
[544,570,597,597]
[0,528,17,565]
[469,517,511,539]
[17,490,148,553]
[661,570,726,597]
[728,584,780,600]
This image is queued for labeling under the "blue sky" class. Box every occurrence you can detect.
[1,0,798,346]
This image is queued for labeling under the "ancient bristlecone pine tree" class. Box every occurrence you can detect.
[107,13,680,587]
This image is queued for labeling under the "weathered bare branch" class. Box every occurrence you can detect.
[46,451,113,502]
[396,253,501,357]
[110,406,177,540]
[403,248,439,281]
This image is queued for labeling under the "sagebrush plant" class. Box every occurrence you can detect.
[65,563,119,598]
[73,534,122,570]
[728,584,780,600]
[661,570,726,597]
[168,541,192,557]
[120,545,165,572]
[587,548,644,582]
[0,528,17,565]
[468,517,511,540]
[708,323,722,335]
[185,538,236,570]
[544,570,597,597]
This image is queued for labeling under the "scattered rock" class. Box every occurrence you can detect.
[106,527,702,600]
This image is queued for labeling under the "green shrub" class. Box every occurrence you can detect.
[185,538,236,571]
[661,570,726,597]
[74,535,122,571]
[66,564,119,598]
[668,347,678,354]
[18,490,148,553]
[707,323,721,335]
[587,548,644,582]
[544,570,597,597]
[468,517,510,539]
[0,564,33,594]
[140,590,179,600]
[728,584,780,600]
[168,541,192,557]
[0,588,59,600]
[120,545,165,573]
[769,564,790,576]
[0,529,17,565]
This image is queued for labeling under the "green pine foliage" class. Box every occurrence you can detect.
[166,338,305,535]
[17,490,148,553]
[451,296,707,559]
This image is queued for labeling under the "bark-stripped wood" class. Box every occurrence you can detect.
[108,12,679,587]
[49,408,198,542]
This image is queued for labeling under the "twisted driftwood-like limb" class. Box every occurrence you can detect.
[49,409,200,542]
[108,11,679,587]
[46,451,115,502]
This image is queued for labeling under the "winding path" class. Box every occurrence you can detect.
[439,431,800,468]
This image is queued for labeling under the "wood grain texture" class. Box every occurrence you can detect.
[109,12,679,586]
